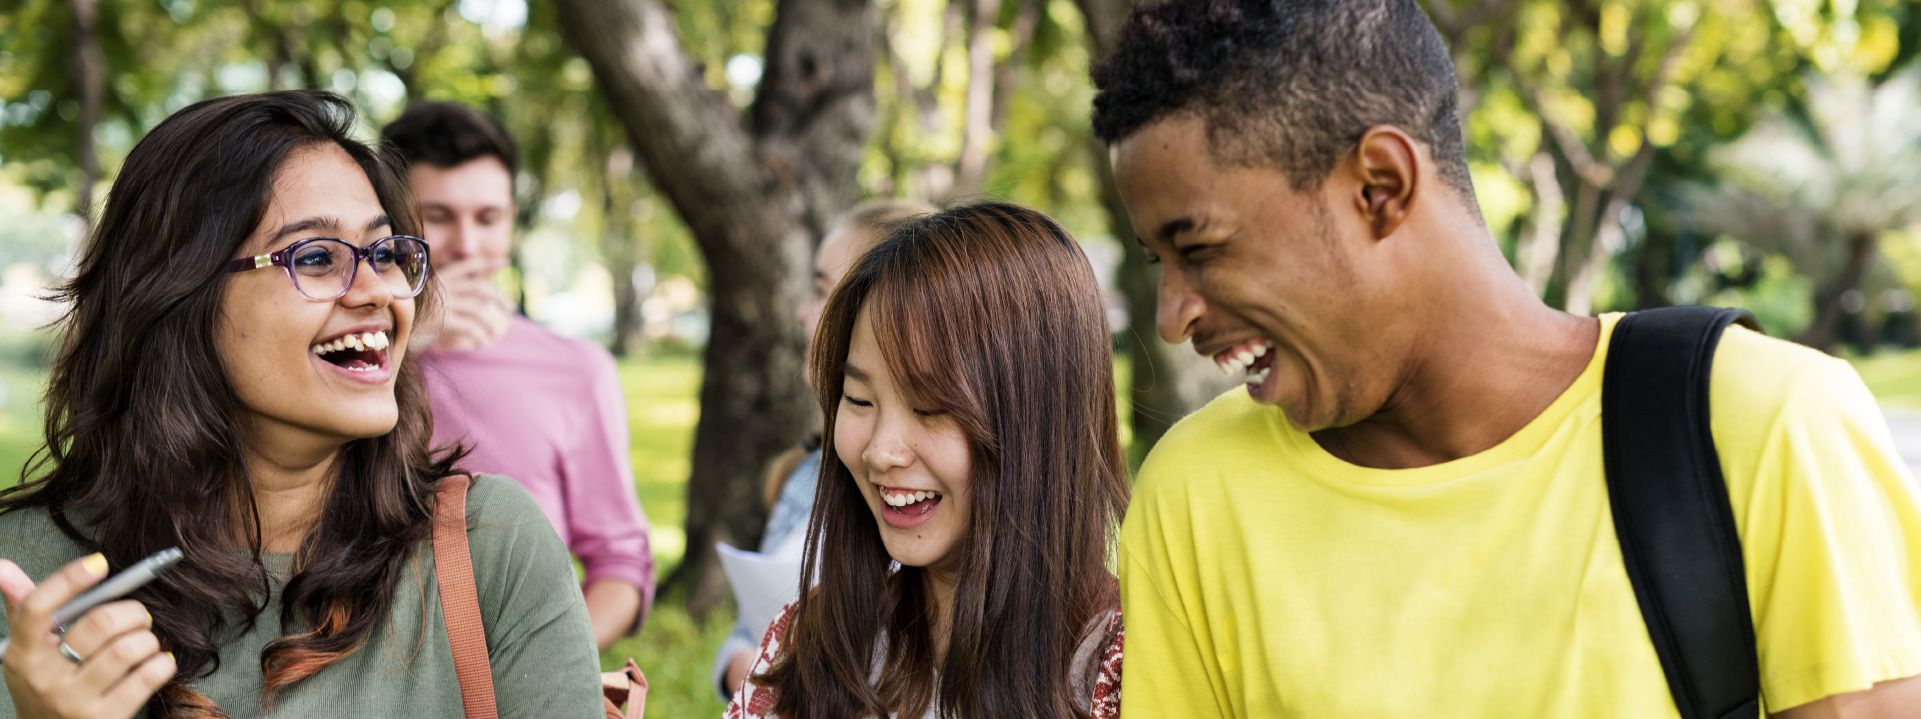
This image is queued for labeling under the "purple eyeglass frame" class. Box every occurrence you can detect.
[226,235,432,301]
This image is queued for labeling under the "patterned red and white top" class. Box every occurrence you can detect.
[724,602,1124,718]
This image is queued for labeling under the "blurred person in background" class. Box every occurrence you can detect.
[383,102,654,650]
[713,199,933,702]
[0,90,602,717]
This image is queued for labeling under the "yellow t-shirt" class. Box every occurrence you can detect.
[1119,313,1921,717]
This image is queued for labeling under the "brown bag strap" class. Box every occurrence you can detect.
[432,475,499,719]
[601,659,648,719]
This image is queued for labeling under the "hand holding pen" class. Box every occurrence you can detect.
[0,550,182,719]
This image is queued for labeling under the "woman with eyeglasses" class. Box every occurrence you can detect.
[0,91,602,718]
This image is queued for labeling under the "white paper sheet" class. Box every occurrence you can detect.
[716,538,806,635]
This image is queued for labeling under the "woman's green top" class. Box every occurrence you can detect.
[0,474,603,717]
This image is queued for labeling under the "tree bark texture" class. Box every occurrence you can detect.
[556,0,876,612]
[67,0,103,227]
[1076,0,1233,462]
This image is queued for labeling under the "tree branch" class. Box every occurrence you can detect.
[1516,83,1613,189]
[750,0,877,236]
[953,0,1004,197]
[68,0,102,225]
[554,0,768,253]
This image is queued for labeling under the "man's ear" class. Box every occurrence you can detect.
[1349,126,1421,240]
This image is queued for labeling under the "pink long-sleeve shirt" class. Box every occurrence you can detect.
[421,316,656,619]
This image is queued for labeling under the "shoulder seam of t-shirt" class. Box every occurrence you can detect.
[1153,387,1254,448]
[1708,326,1844,479]
[460,473,533,541]
[1711,325,1834,402]
[1720,348,1852,471]
[465,473,501,515]
[1120,544,1197,634]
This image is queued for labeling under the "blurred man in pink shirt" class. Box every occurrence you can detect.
[384,103,653,649]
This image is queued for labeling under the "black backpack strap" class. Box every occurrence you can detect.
[1601,306,1762,719]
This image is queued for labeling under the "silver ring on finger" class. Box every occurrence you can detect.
[57,639,85,664]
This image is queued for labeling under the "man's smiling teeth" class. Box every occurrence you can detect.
[310,330,391,356]
[881,488,941,507]
[1214,338,1274,378]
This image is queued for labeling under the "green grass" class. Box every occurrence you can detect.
[607,350,731,716]
[0,364,45,487]
[617,352,702,571]
[1853,349,1921,411]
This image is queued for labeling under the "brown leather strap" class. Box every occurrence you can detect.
[432,475,498,719]
[601,659,648,719]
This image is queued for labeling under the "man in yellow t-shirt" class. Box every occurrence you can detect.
[1087,1,1921,716]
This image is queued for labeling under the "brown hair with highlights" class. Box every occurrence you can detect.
[759,201,1130,718]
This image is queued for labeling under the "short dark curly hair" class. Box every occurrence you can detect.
[1091,0,1475,203]
[381,101,519,178]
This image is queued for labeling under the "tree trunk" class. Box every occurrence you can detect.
[1798,232,1878,350]
[602,148,643,358]
[68,0,103,228]
[1076,0,1232,462]
[1515,150,1564,296]
[1561,144,1656,316]
[1633,225,1676,310]
[555,0,874,613]
[951,0,1000,197]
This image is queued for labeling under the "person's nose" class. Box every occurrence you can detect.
[340,251,397,310]
[441,219,480,262]
[1157,268,1205,345]
[862,413,916,474]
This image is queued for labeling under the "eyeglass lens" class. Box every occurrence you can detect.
[288,237,429,300]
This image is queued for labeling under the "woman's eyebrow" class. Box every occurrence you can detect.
[843,362,871,382]
[269,216,343,244]
[264,215,394,251]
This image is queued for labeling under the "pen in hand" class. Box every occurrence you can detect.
[0,547,184,663]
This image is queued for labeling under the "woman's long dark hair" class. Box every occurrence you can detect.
[0,91,461,717]
[761,202,1131,718]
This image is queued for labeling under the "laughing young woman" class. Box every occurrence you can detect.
[726,202,1130,719]
[0,91,601,717]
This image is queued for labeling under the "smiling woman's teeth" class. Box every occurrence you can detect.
[882,489,940,507]
[310,330,391,356]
